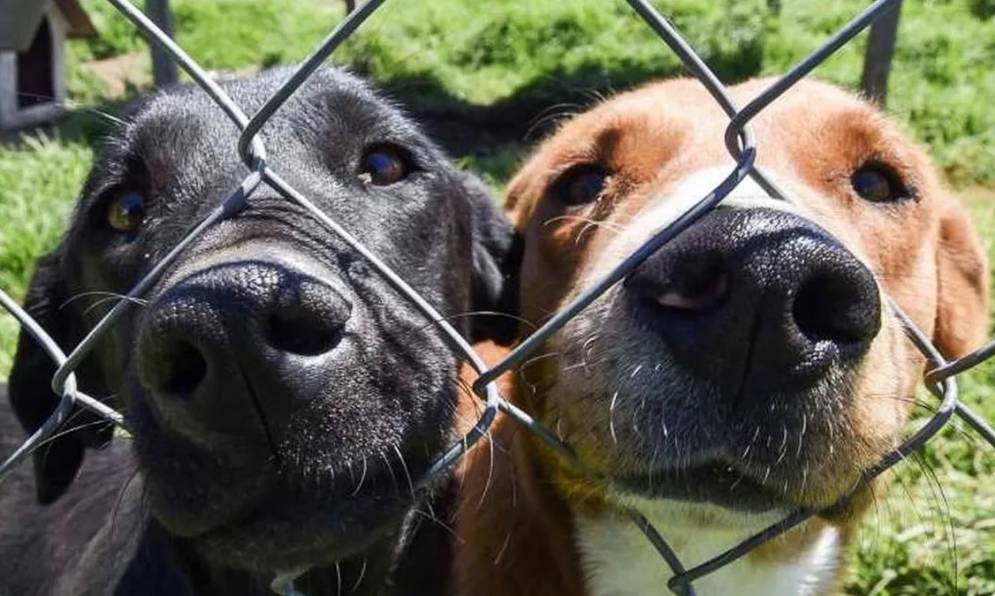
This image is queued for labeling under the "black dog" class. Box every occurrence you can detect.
[0,67,518,595]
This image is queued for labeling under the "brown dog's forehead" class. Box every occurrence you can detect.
[508,77,932,221]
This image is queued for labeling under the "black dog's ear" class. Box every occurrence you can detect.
[461,172,522,345]
[8,249,110,504]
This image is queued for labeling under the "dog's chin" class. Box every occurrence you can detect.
[189,475,417,571]
[561,356,876,514]
[613,462,793,513]
[608,440,868,514]
[129,349,458,572]
[141,427,451,571]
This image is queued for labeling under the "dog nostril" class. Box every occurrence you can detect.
[654,253,729,314]
[161,341,208,397]
[792,273,878,346]
[265,305,344,356]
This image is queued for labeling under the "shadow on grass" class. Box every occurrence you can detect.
[373,53,762,181]
[369,64,660,184]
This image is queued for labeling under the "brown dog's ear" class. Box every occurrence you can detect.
[8,248,112,504]
[933,197,990,358]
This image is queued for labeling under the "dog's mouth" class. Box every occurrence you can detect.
[544,261,908,514]
[614,460,801,513]
[130,361,457,572]
[557,362,880,513]
[547,324,893,514]
[188,458,426,571]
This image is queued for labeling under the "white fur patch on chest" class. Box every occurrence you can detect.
[574,501,839,596]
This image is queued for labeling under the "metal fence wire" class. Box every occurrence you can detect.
[2,0,995,595]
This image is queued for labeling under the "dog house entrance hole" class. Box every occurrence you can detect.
[16,19,55,109]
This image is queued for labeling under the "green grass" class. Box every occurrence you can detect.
[338,1,768,106]
[0,137,93,375]
[75,0,343,68]
[1,0,994,593]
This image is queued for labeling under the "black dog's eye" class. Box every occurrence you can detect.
[851,164,908,203]
[554,165,609,207]
[359,146,410,186]
[106,191,146,233]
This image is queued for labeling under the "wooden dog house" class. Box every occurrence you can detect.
[0,0,96,131]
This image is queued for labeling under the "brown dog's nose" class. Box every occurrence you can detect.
[624,207,880,398]
[138,260,351,445]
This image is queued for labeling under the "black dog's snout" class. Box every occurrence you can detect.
[625,207,880,398]
[139,260,352,444]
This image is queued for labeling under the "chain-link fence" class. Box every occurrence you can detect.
[2,1,995,595]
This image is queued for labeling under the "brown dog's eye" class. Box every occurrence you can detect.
[555,165,608,206]
[359,146,409,186]
[851,164,908,203]
[107,191,146,233]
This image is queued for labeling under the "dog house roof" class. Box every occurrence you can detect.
[0,0,97,52]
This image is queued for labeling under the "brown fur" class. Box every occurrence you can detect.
[453,78,989,595]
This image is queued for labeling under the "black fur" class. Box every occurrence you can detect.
[1,67,518,594]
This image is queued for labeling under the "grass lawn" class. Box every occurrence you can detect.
[0,0,993,593]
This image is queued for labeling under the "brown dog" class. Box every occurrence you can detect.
[452,78,989,595]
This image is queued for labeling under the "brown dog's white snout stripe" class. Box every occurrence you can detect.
[665,167,808,220]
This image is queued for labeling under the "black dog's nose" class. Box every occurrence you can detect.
[138,260,351,445]
[624,207,880,398]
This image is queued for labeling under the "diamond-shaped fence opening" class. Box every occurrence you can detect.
[1,1,994,595]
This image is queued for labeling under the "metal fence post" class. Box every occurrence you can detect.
[861,0,902,105]
[146,0,179,87]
